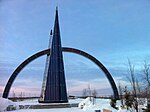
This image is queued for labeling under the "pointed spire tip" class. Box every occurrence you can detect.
[50,29,52,35]
[56,6,58,11]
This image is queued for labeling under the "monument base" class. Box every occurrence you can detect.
[38,100,68,103]
[19,103,78,109]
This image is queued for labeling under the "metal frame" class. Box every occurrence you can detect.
[3,47,119,100]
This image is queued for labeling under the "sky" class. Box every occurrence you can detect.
[0,0,150,97]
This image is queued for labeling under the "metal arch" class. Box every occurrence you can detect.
[64,48,119,100]
[2,49,49,99]
[3,47,119,100]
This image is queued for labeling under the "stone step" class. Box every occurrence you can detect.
[19,103,78,109]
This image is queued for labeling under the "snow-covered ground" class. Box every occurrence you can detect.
[0,97,19,112]
[15,98,83,105]
[9,108,85,112]
[0,97,136,112]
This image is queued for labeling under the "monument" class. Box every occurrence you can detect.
[3,7,119,101]
[39,7,68,103]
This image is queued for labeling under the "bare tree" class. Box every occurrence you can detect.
[143,61,150,97]
[20,92,23,98]
[143,60,150,87]
[118,83,124,106]
[82,89,87,97]
[135,79,146,106]
[92,89,97,105]
[12,91,16,98]
[92,88,97,98]
[136,79,141,95]
[142,61,150,112]
[124,86,134,110]
[87,84,92,101]
[82,85,98,104]
[127,59,138,112]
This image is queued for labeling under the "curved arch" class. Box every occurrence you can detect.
[3,47,119,99]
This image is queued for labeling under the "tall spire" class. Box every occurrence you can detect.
[56,6,58,11]
[53,6,60,41]
[39,7,68,103]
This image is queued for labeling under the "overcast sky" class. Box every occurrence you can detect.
[0,0,150,97]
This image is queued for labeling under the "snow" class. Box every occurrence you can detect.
[117,109,129,112]
[79,97,121,112]
[0,97,137,112]
[15,98,83,105]
[15,99,39,105]
[0,97,18,112]
[0,97,85,112]
[10,108,85,112]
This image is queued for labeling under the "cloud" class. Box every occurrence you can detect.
[66,77,112,96]
[66,74,133,96]
[0,78,42,97]
[114,76,131,87]
[0,69,133,97]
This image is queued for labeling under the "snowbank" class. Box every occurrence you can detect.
[117,109,130,112]
[79,97,105,111]
[78,97,131,112]
[10,108,85,112]
[0,97,18,111]
[0,98,135,112]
